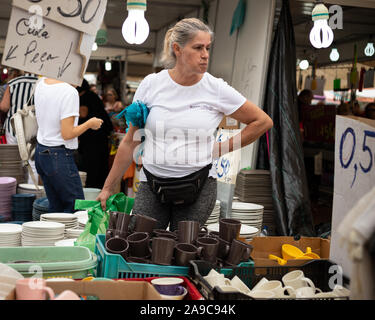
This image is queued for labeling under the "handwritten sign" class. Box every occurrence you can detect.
[214,129,241,185]
[1,0,107,86]
[331,115,375,276]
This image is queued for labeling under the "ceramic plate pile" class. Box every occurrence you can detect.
[11,194,35,222]
[65,228,83,239]
[231,202,264,235]
[206,223,259,241]
[40,213,78,231]
[74,211,88,229]
[0,145,26,184]
[0,224,22,247]
[17,184,46,199]
[205,200,221,225]
[234,169,276,235]
[55,238,77,247]
[0,177,17,222]
[21,221,65,246]
[32,197,49,221]
[79,172,87,188]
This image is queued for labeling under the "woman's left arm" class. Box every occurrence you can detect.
[213,100,273,158]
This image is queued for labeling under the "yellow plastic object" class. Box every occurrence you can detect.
[281,244,305,260]
[82,276,94,281]
[268,254,287,265]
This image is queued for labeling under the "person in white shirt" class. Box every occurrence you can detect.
[97,18,273,232]
[34,78,103,213]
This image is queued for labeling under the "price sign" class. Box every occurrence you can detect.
[1,0,107,86]
[331,115,375,276]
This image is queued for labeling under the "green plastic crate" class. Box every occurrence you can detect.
[0,246,97,279]
[95,234,254,279]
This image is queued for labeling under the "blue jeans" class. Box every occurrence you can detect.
[35,143,84,213]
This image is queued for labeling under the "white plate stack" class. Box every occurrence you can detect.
[205,200,221,225]
[0,177,17,222]
[40,213,78,237]
[74,211,88,229]
[17,184,46,199]
[0,224,22,247]
[65,228,83,239]
[55,238,77,247]
[206,223,259,241]
[21,221,65,246]
[231,202,264,236]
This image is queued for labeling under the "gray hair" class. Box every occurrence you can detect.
[160,18,214,69]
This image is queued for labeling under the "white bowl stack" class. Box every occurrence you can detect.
[74,211,88,229]
[21,221,65,246]
[40,213,78,238]
[231,202,264,236]
[17,183,46,199]
[0,224,22,247]
[205,200,221,226]
[55,238,77,247]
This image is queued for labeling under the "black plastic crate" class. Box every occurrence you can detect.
[189,259,350,300]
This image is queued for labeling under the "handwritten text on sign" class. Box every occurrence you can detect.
[331,116,375,276]
[1,1,107,86]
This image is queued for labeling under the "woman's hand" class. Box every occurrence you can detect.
[96,188,113,211]
[88,117,103,130]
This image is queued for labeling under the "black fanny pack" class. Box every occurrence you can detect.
[143,164,212,206]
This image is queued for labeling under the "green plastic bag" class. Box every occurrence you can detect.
[74,193,134,252]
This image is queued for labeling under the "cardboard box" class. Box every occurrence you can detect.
[247,236,330,266]
[6,280,162,300]
[218,116,240,129]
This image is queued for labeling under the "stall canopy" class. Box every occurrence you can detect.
[257,0,315,237]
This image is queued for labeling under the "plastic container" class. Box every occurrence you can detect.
[95,234,253,279]
[0,246,97,279]
[189,259,350,300]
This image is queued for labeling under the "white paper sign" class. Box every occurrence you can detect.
[331,116,375,276]
[1,0,107,86]
[214,129,241,185]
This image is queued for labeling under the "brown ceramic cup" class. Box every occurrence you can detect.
[208,231,220,238]
[115,213,133,236]
[108,211,120,230]
[126,232,150,258]
[149,237,176,266]
[105,237,129,260]
[219,218,241,243]
[196,237,219,264]
[178,220,208,244]
[226,239,253,266]
[153,229,178,241]
[133,214,157,234]
[217,237,231,260]
[175,243,202,267]
[126,256,150,264]
[105,229,115,243]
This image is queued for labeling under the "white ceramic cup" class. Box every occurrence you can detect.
[252,280,296,298]
[251,277,269,292]
[282,270,316,295]
[295,286,322,299]
[230,276,251,295]
[218,285,241,293]
[204,275,231,288]
[314,291,339,299]
[250,290,275,299]
[332,285,350,300]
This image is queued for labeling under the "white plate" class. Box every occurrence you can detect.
[40,213,77,221]
[206,223,258,235]
[22,221,65,230]
[78,217,88,226]
[0,224,22,235]
[18,184,45,191]
[55,239,77,247]
[232,202,264,211]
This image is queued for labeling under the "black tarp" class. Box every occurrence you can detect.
[256,0,315,236]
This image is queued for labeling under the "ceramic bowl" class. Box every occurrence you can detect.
[160,287,188,300]
[151,277,184,295]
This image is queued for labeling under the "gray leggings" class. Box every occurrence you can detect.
[132,177,217,232]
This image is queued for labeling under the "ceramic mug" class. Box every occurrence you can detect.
[16,278,54,300]
[282,270,317,296]
[252,280,296,298]
[174,243,202,267]
[295,286,322,299]
[230,276,251,295]
[149,237,176,266]
[133,214,157,234]
[196,237,219,264]
[219,218,241,243]
[178,220,207,244]
[127,232,150,258]
[105,237,129,259]
[225,239,253,266]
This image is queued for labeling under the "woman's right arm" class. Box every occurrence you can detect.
[97,123,141,210]
[61,116,103,140]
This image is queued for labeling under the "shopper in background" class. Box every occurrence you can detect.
[77,79,113,189]
[97,18,273,231]
[104,88,126,132]
[34,77,103,213]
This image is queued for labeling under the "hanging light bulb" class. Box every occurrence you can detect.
[92,42,98,51]
[309,3,334,49]
[364,42,375,57]
[3,68,8,75]
[330,48,339,62]
[122,0,149,45]
[105,59,112,71]
[299,60,310,70]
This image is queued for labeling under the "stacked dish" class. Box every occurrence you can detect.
[74,211,88,229]
[11,194,35,222]
[65,228,83,239]
[17,184,46,199]
[32,197,49,221]
[21,221,65,246]
[205,200,221,225]
[40,213,78,231]
[0,145,26,184]
[0,224,22,247]
[0,177,17,222]
[206,223,259,241]
[231,202,264,235]
[55,238,77,247]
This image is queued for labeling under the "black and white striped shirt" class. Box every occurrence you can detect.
[5,73,38,136]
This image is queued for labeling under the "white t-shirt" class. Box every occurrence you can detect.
[133,70,247,181]
[35,78,79,149]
